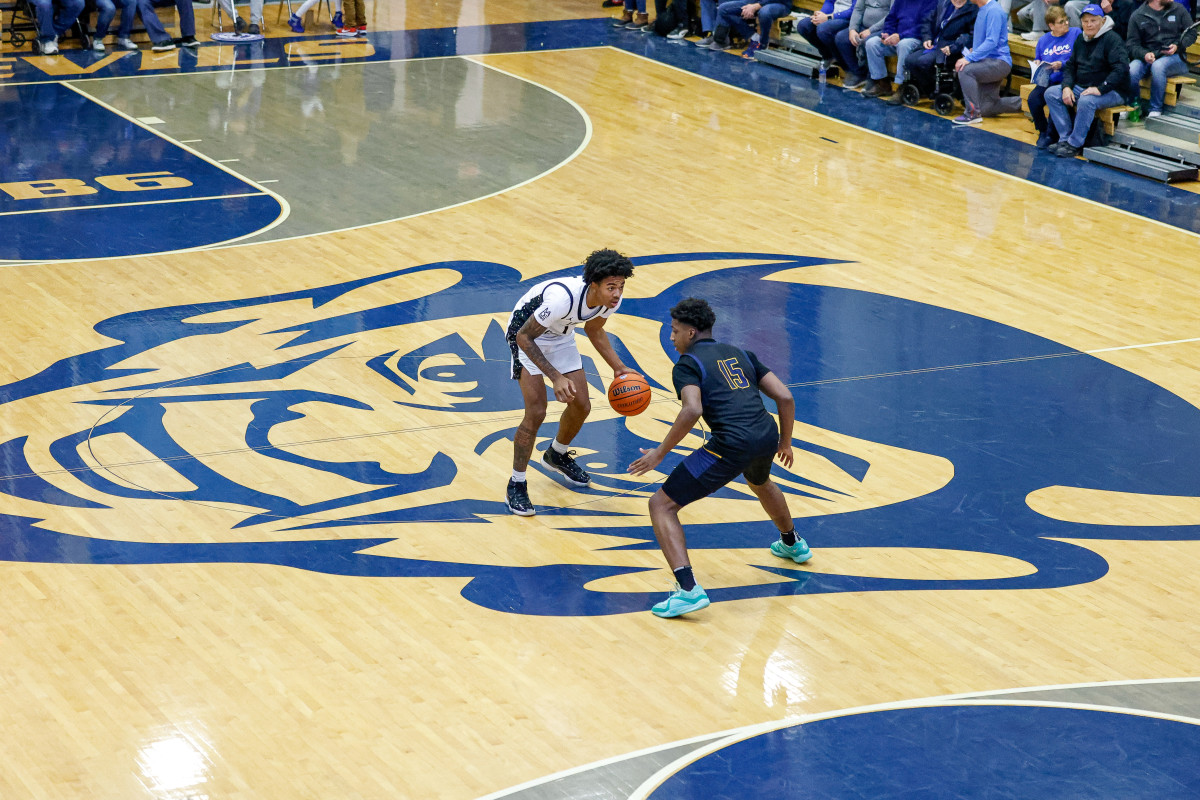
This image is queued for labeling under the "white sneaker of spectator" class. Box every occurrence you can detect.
[91,36,106,51]
[41,37,59,54]
[667,25,688,39]
[117,37,138,50]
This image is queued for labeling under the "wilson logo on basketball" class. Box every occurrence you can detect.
[1,253,1192,616]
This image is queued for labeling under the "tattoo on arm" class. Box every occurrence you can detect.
[517,317,560,380]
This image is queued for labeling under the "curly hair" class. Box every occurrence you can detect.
[582,248,634,285]
[670,297,716,332]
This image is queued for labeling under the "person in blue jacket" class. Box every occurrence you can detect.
[953,0,1023,123]
[795,0,858,72]
[863,0,938,97]
[1030,6,1082,148]
[899,0,978,101]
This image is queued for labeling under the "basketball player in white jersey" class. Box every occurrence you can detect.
[505,249,638,516]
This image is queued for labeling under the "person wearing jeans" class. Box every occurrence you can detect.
[28,0,85,54]
[1126,0,1193,116]
[796,0,857,69]
[1045,4,1129,157]
[863,0,935,97]
[715,1,795,57]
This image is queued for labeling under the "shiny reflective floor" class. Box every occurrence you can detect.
[3,3,1200,799]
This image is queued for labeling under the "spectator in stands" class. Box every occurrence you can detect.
[795,0,857,72]
[1012,0,1061,41]
[614,0,648,28]
[88,0,136,51]
[713,1,795,57]
[693,0,721,45]
[864,0,937,98]
[1064,0,1133,31]
[29,0,85,54]
[1030,5,1082,147]
[1045,3,1130,157]
[289,0,345,32]
[953,0,1023,122]
[217,0,265,34]
[868,0,940,97]
[903,0,978,99]
[1126,0,1194,117]
[837,0,896,88]
[120,0,200,51]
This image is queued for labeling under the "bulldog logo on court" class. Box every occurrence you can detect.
[2,253,1197,616]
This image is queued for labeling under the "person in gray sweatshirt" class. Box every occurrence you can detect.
[1126,0,1194,115]
[836,0,897,88]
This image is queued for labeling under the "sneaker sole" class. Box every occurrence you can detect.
[505,499,535,517]
[542,458,590,488]
[771,546,813,564]
[652,596,711,618]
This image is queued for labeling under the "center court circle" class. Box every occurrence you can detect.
[643,704,1200,799]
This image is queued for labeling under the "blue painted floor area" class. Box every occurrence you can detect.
[647,704,1200,799]
[6,254,1200,617]
[0,82,280,260]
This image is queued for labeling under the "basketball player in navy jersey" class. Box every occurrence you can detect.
[629,297,812,618]
[505,249,639,516]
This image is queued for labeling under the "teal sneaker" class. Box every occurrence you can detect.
[651,583,710,618]
[770,538,812,564]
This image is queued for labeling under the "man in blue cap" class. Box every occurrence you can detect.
[1044,3,1130,157]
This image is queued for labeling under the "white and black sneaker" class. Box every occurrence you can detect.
[506,479,535,516]
[543,448,590,487]
[666,25,688,39]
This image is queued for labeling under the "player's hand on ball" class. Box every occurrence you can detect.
[628,447,663,476]
[614,365,642,379]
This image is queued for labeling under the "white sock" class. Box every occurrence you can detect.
[751,33,760,43]
[512,470,526,483]
[551,440,568,455]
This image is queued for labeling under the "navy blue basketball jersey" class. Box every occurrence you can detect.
[672,339,779,457]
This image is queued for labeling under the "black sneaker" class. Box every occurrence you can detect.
[506,479,535,516]
[543,448,590,487]
[176,35,199,48]
[234,16,247,33]
[248,23,261,35]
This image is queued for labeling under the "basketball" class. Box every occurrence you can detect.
[607,374,651,416]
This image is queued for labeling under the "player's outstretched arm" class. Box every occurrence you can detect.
[516,316,575,402]
[628,385,703,475]
[758,372,795,468]
[584,317,639,378]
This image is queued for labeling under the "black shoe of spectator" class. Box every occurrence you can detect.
[234,16,247,33]
[842,71,867,89]
[886,87,907,105]
[1055,143,1080,158]
[176,35,199,47]
[248,23,261,35]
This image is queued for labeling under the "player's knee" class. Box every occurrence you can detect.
[572,394,591,417]
[524,403,546,426]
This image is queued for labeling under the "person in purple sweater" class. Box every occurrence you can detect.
[1031,6,1082,148]
[863,0,938,96]
[796,0,857,72]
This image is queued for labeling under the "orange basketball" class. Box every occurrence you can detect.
[607,374,651,416]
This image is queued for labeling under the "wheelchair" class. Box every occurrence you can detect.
[898,55,963,116]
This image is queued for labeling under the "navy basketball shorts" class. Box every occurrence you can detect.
[661,442,776,507]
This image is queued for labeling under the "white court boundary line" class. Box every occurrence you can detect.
[0,54,594,268]
[476,676,1200,800]
[611,45,1200,242]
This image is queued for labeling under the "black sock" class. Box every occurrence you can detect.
[673,566,696,591]
[780,529,797,547]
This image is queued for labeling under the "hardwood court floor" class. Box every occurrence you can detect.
[2,7,1200,800]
